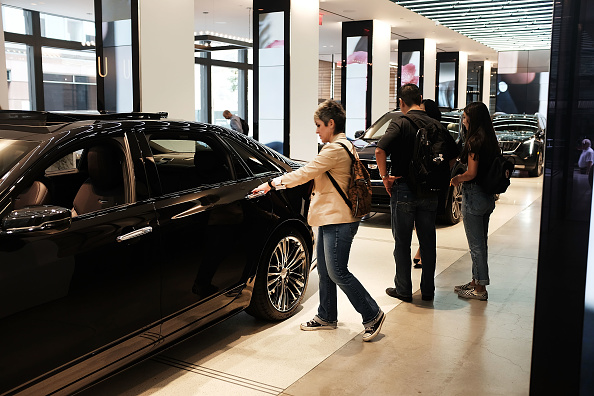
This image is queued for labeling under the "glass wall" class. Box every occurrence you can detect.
[5,42,30,110]
[2,5,96,111]
[42,47,96,111]
[2,6,28,34]
[194,44,252,135]
[40,13,95,43]
[211,66,239,127]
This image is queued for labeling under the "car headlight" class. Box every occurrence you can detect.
[523,137,535,155]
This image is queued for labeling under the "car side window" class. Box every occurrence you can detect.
[225,138,281,176]
[11,140,133,215]
[148,136,233,194]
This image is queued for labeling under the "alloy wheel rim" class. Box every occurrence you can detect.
[267,236,308,313]
[452,184,463,220]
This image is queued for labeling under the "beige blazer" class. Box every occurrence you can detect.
[279,133,358,227]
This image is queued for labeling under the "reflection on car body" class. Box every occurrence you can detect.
[353,110,466,224]
[492,113,546,177]
[0,111,313,395]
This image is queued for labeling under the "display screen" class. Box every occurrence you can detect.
[258,12,284,154]
[345,35,368,138]
[437,61,456,108]
[496,50,549,117]
[401,50,420,86]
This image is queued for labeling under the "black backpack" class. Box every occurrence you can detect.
[481,155,515,194]
[402,114,456,197]
[326,142,372,218]
[239,118,249,135]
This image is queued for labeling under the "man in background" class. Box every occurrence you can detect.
[223,110,244,134]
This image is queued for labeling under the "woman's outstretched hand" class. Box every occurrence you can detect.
[251,183,272,195]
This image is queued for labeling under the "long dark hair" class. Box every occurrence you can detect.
[460,102,500,162]
[422,99,441,121]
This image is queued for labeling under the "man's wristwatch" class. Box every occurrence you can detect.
[381,174,389,180]
[267,180,275,189]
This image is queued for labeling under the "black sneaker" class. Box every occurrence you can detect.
[300,317,337,331]
[363,311,386,342]
[385,287,412,302]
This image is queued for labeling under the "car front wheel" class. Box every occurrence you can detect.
[246,227,311,321]
[440,183,463,225]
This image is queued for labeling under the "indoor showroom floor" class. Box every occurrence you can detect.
[81,174,543,396]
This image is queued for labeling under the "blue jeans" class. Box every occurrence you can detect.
[461,183,495,286]
[316,222,381,326]
[390,182,438,297]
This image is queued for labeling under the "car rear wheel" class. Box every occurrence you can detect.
[440,183,463,225]
[528,150,544,177]
[246,227,311,321]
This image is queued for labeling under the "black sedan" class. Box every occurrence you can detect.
[492,113,546,177]
[353,110,465,224]
[0,111,313,395]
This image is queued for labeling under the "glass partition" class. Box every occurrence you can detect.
[5,42,31,110]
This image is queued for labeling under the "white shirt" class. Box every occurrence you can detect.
[579,147,594,168]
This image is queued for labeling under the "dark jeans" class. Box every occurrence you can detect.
[316,222,381,325]
[461,183,495,286]
[390,182,438,297]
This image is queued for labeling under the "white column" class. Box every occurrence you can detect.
[289,0,319,161]
[482,60,492,105]
[0,2,9,109]
[423,39,436,100]
[138,0,195,120]
[457,51,468,109]
[371,19,391,124]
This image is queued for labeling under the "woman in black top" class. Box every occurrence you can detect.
[450,102,500,300]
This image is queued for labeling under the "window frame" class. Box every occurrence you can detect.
[3,6,95,111]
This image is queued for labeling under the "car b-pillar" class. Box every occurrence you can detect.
[341,20,391,138]
[253,0,319,160]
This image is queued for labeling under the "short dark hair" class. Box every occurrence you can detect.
[399,84,422,107]
[314,99,346,134]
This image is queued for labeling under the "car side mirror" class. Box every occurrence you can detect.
[1,205,72,235]
[354,130,364,139]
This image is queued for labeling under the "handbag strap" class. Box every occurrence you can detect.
[326,141,354,208]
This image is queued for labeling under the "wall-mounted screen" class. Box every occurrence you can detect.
[258,11,284,154]
[401,51,420,86]
[437,61,456,108]
[345,35,368,138]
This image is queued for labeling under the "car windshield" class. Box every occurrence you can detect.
[493,117,538,133]
[362,112,401,140]
[0,139,39,180]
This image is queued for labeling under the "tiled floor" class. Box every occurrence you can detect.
[81,173,542,396]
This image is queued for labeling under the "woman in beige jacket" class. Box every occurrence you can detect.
[252,100,385,342]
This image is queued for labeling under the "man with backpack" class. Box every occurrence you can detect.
[375,84,459,303]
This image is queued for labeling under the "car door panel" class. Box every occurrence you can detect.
[0,137,161,395]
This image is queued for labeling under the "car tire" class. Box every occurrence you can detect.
[528,150,544,177]
[246,227,311,321]
[439,182,463,225]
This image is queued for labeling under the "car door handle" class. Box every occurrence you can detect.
[117,226,153,242]
[246,190,267,200]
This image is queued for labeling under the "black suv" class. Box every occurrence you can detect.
[353,110,465,224]
[492,113,546,177]
[0,110,313,395]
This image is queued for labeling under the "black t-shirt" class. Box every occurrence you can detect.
[376,110,424,177]
[462,128,499,185]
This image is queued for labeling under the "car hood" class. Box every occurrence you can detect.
[495,131,535,142]
[354,140,378,160]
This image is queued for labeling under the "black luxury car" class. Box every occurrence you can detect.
[492,113,546,177]
[353,110,466,224]
[0,111,313,395]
